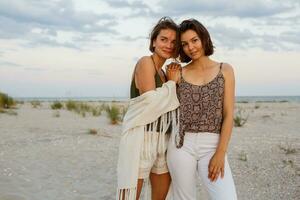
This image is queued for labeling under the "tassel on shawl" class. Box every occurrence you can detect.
[141,110,174,161]
[117,188,137,200]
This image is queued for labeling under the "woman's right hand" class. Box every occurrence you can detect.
[166,62,181,83]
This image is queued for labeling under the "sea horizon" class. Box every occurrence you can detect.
[13,95,300,103]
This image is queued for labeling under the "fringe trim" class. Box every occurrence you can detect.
[141,109,178,161]
[117,109,179,200]
[117,188,137,200]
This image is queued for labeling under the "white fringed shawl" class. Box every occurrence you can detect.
[117,81,179,200]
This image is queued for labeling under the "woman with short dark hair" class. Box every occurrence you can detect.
[167,19,237,200]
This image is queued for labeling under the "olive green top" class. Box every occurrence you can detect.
[130,72,165,98]
[130,70,172,133]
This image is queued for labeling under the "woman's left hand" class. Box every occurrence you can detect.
[208,150,226,182]
[166,62,181,83]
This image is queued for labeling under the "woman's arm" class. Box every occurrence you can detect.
[135,57,156,94]
[208,63,235,182]
[217,63,235,154]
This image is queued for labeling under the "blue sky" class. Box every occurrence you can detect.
[0,0,299,97]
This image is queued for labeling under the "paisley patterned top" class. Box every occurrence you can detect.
[176,63,225,148]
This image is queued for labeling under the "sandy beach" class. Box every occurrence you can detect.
[0,101,299,200]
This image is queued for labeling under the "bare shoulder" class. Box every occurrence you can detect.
[221,63,235,77]
[135,56,155,75]
[137,56,151,66]
[221,63,234,72]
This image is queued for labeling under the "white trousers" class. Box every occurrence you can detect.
[167,132,237,200]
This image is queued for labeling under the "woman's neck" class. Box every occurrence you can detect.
[190,56,214,71]
[152,53,166,70]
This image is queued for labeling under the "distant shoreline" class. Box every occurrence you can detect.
[12,96,300,103]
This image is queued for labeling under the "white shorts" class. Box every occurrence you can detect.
[138,131,170,179]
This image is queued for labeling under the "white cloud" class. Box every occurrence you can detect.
[0,0,118,49]
[0,0,300,97]
[157,0,296,18]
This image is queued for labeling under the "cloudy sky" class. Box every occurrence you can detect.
[0,0,299,98]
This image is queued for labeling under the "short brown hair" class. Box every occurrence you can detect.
[149,16,179,56]
[179,19,214,63]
